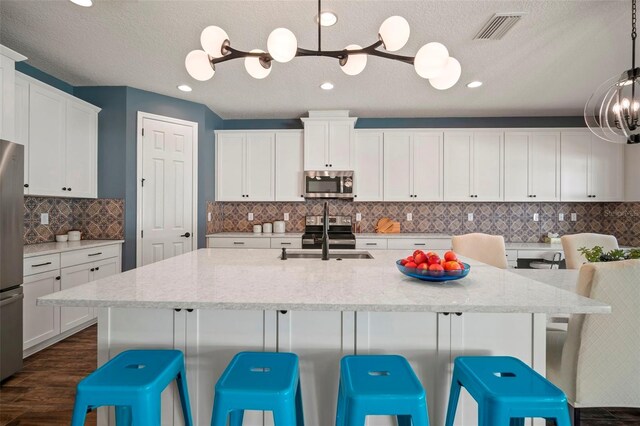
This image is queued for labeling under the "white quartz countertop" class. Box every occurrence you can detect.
[24,240,124,258]
[206,232,303,238]
[355,233,451,239]
[505,243,564,251]
[39,248,609,314]
[512,269,579,293]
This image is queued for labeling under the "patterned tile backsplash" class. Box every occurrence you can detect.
[207,200,640,247]
[24,196,125,245]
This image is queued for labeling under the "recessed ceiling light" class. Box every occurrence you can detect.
[466,81,483,88]
[177,84,193,92]
[69,0,93,7]
[317,11,338,27]
[320,82,334,90]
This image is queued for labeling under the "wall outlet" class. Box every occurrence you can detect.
[207,212,212,222]
[558,213,564,222]
[533,213,539,222]
[355,213,362,222]
[248,212,254,221]
[467,213,474,222]
[40,213,49,225]
[284,212,290,221]
[406,213,412,221]
[571,213,577,222]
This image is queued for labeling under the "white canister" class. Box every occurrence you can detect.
[262,223,273,234]
[67,230,81,241]
[253,224,262,234]
[273,221,286,234]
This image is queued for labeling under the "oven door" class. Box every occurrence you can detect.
[304,171,353,198]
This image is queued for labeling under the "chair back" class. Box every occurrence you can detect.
[561,233,619,269]
[561,260,640,407]
[451,233,508,269]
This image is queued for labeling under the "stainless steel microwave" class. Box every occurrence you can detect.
[304,171,354,198]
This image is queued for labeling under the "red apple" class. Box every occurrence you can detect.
[444,251,458,262]
[413,249,425,259]
[427,254,441,266]
[428,263,444,276]
[405,261,418,269]
[414,252,428,265]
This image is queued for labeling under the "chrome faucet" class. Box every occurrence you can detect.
[322,201,329,260]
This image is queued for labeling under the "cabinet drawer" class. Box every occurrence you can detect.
[505,250,518,261]
[516,249,563,259]
[209,237,271,249]
[24,254,60,276]
[270,238,302,249]
[355,238,388,250]
[387,238,452,250]
[60,244,120,268]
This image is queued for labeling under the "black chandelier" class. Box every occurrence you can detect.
[185,0,461,90]
[585,0,640,143]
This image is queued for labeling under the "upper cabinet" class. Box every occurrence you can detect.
[216,131,275,202]
[302,111,356,171]
[354,131,384,201]
[384,131,443,202]
[504,131,560,202]
[444,131,503,201]
[561,130,624,202]
[17,73,100,198]
[0,45,27,142]
[275,131,305,202]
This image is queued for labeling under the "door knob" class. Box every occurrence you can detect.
[180,232,191,238]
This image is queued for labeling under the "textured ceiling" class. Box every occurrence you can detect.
[0,0,632,119]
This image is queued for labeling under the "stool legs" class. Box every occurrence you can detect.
[295,379,305,426]
[229,410,244,426]
[444,373,462,426]
[397,415,412,426]
[176,367,194,426]
[115,406,132,425]
[70,397,88,426]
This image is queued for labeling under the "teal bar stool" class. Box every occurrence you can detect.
[336,355,429,426]
[210,351,304,426]
[445,356,571,426]
[71,349,193,426]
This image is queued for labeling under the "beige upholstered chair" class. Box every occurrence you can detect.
[547,260,640,423]
[451,233,508,269]
[561,233,619,269]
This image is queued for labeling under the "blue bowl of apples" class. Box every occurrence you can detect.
[396,250,470,282]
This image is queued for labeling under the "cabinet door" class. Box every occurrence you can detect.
[354,131,384,201]
[328,120,354,170]
[278,311,355,426]
[590,137,624,201]
[413,132,444,201]
[504,132,529,201]
[23,270,61,350]
[92,257,121,280]
[443,132,472,201]
[303,121,329,170]
[383,132,413,201]
[216,133,246,201]
[245,132,275,201]
[356,312,445,425]
[60,263,94,332]
[15,76,29,193]
[530,132,560,201]
[473,132,503,201]
[275,132,305,202]
[561,131,591,201]
[65,101,97,198]
[185,310,267,426]
[0,54,16,141]
[28,83,66,197]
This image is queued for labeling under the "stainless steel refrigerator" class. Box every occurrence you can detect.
[0,140,24,381]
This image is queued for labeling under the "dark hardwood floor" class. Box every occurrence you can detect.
[1,325,639,425]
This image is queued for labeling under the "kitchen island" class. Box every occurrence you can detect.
[39,249,608,426]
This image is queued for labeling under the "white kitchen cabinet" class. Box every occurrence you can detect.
[22,270,61,350]
[302,118,356,170]
[277,310,355,426]
[383,131,443,201]
[60,263,94,332]
[444,131,503,201]
[354,131,384,201]
[208,237,272,249]
[15,75,29,192]
[216,131,275,201]
[0,46,26,141]
[504,131,560,201]
[561,130,624,201]
[19,72,99,198]
[625,143,640,201]
[275,131,305,201]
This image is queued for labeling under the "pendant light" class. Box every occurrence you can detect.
[185,0,461,89]
[585,0,640,143]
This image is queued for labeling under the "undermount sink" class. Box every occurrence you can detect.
[281,250,374,260]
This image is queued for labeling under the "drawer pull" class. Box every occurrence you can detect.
[366,243,377,246]
[413,243,426,246]
[32,262,52,268]
[233,242,245,245]
[88,252,103,257]
[280,242,291,245]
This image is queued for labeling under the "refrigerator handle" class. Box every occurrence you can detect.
[0,293,24,308]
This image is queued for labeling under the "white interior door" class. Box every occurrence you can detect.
[141,116,195,266]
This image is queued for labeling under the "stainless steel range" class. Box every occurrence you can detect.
[302,215,355,250]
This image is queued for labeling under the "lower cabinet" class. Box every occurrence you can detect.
[22,270,61,348]
[60,263,95,332]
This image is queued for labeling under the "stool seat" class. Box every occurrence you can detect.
[336,355,429,426]
[445,356,570,426]
[71,349,193,426]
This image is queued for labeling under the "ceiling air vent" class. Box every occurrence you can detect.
[474,13,525,40]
